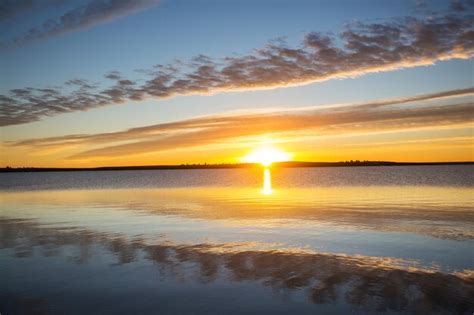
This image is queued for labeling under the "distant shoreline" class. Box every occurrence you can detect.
[1,161,473,173]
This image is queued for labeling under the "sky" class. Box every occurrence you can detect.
[0,0,473,167]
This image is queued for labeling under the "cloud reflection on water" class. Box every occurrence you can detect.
[2,184,473,241]
[1,217,473,314]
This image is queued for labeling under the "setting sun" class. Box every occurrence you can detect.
[242,147,292,167]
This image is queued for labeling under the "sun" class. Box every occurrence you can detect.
[242,147,292,167]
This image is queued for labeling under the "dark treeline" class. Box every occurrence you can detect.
[1,161,473,173]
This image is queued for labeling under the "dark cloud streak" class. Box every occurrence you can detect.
[1,7,473,127]
[2,0,160,46]
[0,0,66,21]
[6,88,473,160]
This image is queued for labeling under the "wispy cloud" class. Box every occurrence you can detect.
[0,0,65,21]
[2,0,160,46]
[1,5,473,127]
[7,88,473,160]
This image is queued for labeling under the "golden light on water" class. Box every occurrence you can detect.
[242,146,292,167]
[241,145,290,195]
[262,168,272,195]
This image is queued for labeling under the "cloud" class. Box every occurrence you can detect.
[450,0,469,12]
[3,217,473,313]
[3,0,160,46]
[1,6,473,127]
[0,0,66,21]
[7,88,473,160]
[0,0,32,20]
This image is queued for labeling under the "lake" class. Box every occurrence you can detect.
[1,165,473,314]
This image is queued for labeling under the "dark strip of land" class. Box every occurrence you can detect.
[1,161,473,172]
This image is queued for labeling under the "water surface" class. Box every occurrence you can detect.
[1,165,473,314]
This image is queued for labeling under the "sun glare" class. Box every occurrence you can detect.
[242,147,292,167]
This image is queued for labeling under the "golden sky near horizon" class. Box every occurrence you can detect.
[2,89,473,167]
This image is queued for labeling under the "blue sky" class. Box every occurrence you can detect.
[0,0,473,166]
[0,0,458,90]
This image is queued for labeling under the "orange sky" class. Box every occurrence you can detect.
[2,88,473,167]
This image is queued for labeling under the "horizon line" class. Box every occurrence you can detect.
[2,160,473,172]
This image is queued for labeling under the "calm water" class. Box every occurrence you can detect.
[1,165,473,314]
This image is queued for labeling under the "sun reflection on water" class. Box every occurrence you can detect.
[262,168,272,195]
